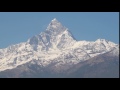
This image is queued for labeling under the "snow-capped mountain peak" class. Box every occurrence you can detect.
[96,38,108,42]
[46,18,67,33]
[51,18,58,22]
[95,38,117,48]
[0,18,119,72]
[27,18,76,50]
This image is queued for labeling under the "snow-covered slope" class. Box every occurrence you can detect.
[0,18,119,72]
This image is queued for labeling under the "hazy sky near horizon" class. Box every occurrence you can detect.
[0,12,119,48]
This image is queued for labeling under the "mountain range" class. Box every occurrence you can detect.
[0,18,119,78]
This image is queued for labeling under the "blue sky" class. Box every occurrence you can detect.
[0,12,119,48]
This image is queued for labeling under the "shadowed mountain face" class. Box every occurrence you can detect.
[65,51,119,78]
[0,50,119,78]
[0,18,119,78]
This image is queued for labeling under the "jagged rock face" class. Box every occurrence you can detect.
[28,18,76,50]
[0,18,119,78]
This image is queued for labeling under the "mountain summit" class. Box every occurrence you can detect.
[46,18,67,33]
[0,18,119,76]
[28,18,76,51]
